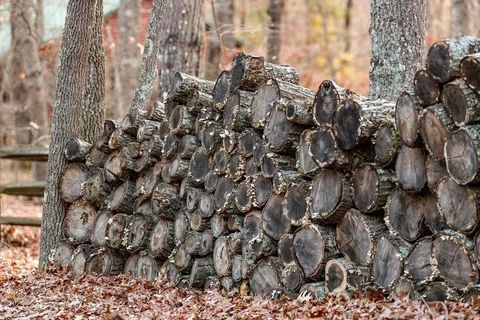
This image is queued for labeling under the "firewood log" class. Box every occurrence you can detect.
[189,257,215,288]
[137,119,161,142]
[324,258,368,296]
[425,156,448,195]
[162,133,179,160]
[178,135,199,160]
[272,170,302,195]
[283,181,310,226]
[223,90,253,132]
[213,235,233,277]
[200,121,223,154]
[86,247,125,276]
[419,103,454,160]
[173,243,193,272]
[405,237,437,286]
[185,230,214,256]
[286,98,313,126]
[53,240,75,269]
[61,163,88,203]
[213,148,229,175]
[226,153,246,181]
[211,212,228,238]
[313,80,350,127]
[235,178,254,213]
[190,147,211,185]
[426,36,480,84]
[90,210,113,247]
[151,182,183,219]
[146,101,166,122]
[252,174,272,208]
[395,92,423,147]
[262,194,291,241]
[198,193,215,217]
[64,199,97,245]
[108,179,135,213]
[148,218,174,259]
[71,244,94,276]
[105,213,131,250]
[374,123,401,167]
[126,214,158,253]
[238,128,260,157]
[395,145,426,192]
[281,263,305,293]
[296,129,319,175]
[167,72,215,104]
[204,171,219,193]
[299,282,326,300]
[109,128,136,151]
[422,193,446,235]
[261,152,296,178]
[212,70,231,108]
[65,138,92,162]
[461,52,480,92]
[413,69,441,106]
[190,209,209,232]
[249,257,284,298]
[445,125,480,185]
[134,252,159,282]
[169,105,195,136]
[214,177,238,214]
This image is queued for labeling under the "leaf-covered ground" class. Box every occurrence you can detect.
[1,199,480,319]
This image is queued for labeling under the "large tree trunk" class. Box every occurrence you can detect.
[116,0,141,117]
[39,0,96,268]
[81,0,105,143]
[266,0,284,64]
[369,0,426,101]
[158,0,204,100]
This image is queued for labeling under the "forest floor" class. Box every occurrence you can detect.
[1,198,480,319]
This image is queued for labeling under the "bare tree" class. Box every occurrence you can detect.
[266,0,284,64]
[369,0,426,101]
[158,0,204,100]
[115,0,141,117]
[450,0,471,37]
[39,0,96,268]
[81,0,105,143]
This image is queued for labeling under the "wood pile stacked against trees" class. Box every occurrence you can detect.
[54,36,480,302]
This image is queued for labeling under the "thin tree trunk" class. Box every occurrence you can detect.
[450,0,470,37]
[39,0,96,268]
[116,0,141,117]
[81,0,105,144]
[129,0,166,114]
[369,0,426,101]
[344,0,353,53]
[266,0,284,64]
[158,0,204,100]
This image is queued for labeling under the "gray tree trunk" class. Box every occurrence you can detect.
[115,0,141,117]
[266,0,284,64]
[450,0,471,37]
[81,0,105,143]
[158,0,204,100]
[369,0,426,101]
[39,0,96,268]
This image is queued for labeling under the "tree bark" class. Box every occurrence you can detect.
[158,0,204,100]
[266,0,285,64]
[369,0,426,100]
[39,0,96,268]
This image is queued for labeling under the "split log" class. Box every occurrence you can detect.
[126,214,158,253]
[230,53,299,92]
[313,80,348,127]
[86,247,125,276]
[213,148,229,175]
[335,209,386,266]
[169,105,195,135]
[108,180,135,213]
[445,125,480,185]
[422,193,446,235]
[104,152,129,183]
[238,128,260,157]
[395,145,426,192]
[253,141,268,167]
[461,53,480,91]
[162,133,178,160]
[185,230,214,256]
[352,163,395,213]
[426,35,480,84]
[213,236,232,277]
[252,174,273,208]
[65,138,92,162]
[190,147,211,184]
[308,170,352,224]
[242,210,277,262]
[226,154,246,181]
[186,187,202,212]
[374,123,401,167]
[162,157,189,183]
[250,78,314,129]
[211,212,228,238]
[245,157,259,178]
[371,236,412,290]
[405,237,436,285]
[61,163,88,203]
[148,219,175,259]
[105,213,131,250]
[137,119,161,142]
[53,241,75,269]
[261,152,295,178]
[190,209,209,232]
[90,210,113,247]
[437,178,480,234]
[222,130,239,154]
[443,79,480,127]
[272,170,302,195]
[249,257,284,298]
[223,90,253,131]
[212,70,231,107]
[178,135,199,160]
[385,188,428,242]
[413,69,441,106]
[284,181,310,226]
[296,129,319,175]
[395,92,422,147]
[278,234,297,266]
[293,223,338,280]
[64,200,97,245]
[198,193,215,217]
[148,134,164,159]
[235,178,254,213]
[146,101,166,122]
[281,263,305,293]
[286,98,313,126]
[71,244,94,276]
[172,212,190,246]
[419,104,454,160]
[333,98,395,150]
[433,230,479,289]
[324,258,366,296]
[109,129,136,151]
[204,171,219,193]
[214,177,238,214]
[262,194,291,241]
[200,121,222,154]
[425,156,448,195]
[151,182,183,220]
[189,257,215,288]
[167,72,215,104]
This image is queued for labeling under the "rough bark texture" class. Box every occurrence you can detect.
[158,0,204,100]
[40,0,97,268]
[369,0,426,100]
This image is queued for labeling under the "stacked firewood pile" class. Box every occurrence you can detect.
[54,35,480,301]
